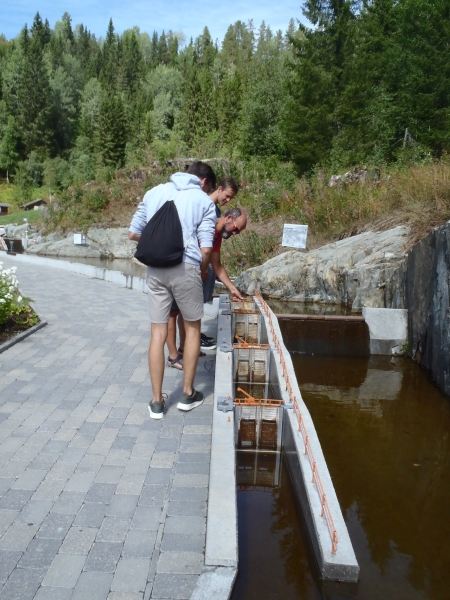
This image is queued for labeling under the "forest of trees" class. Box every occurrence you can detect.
[0,0,449,193]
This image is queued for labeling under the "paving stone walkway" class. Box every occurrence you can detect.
[0,255,216,600]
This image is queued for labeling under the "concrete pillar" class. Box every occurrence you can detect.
[362,308,408,355]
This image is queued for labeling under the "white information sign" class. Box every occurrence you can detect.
[282,224,308,249]
[73,233,87,246]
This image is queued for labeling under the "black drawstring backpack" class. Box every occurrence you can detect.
[135,199,191,268]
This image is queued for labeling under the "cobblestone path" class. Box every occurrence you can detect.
[0,255,215,600]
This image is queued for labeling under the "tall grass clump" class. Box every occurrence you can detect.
[276,160,450,241]
[221,230,279,275]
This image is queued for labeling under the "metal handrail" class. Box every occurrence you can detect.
[235,387,284,407]
[254,290,339,555]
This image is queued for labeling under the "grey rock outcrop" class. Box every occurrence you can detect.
[5,224,29,238]
[26,227,135,260]
[86,228,136,259]
[235,226,410,311]
[26,234,104,258]
[405,222,450,396]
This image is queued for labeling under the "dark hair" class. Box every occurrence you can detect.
[217,177,238,194]
[224,207,242,220]
[187,161,216,189]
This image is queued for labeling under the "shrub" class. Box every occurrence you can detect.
[221,230,279,276]
[83,189,109,212]
[0,263,37,327]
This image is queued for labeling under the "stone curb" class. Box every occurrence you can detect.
[200,295,238,600]
[2,253,148,294]
[190,567,237,600]
[0,319,47,354]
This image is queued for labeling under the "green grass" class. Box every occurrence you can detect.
[0,210,43,226]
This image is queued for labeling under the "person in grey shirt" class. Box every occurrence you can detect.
[128,161,216,419]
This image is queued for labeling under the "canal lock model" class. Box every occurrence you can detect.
[205,294,360,594]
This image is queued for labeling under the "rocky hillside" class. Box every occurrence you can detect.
[235,226,410,311]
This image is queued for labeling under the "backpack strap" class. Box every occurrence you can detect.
[167,191,193,252]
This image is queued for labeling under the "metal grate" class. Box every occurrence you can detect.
[234,347,270,384]
[259,421,278,450]
[232,310,261,344]
[238,419,257,449]
[232,300,255,310]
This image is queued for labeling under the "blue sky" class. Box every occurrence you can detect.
[2,1,308,44]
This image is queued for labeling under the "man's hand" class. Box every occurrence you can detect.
[201,268,209,281]
[128,232,141,242]
[230,286,243,302]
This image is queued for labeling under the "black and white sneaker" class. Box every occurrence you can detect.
[200,333,217,351]
[201,333,215,343]
[148,399,165,420]
[177,389,204,412]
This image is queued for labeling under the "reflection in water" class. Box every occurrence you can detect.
[232,356,450,600]
[294,354,450,600]
[267,299,355,316]
[280,319,370,357]
[232,452,321,600]
[49,256,147,278]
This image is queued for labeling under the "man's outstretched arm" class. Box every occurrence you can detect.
[210,251,243,301]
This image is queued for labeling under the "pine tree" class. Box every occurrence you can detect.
[17,26,53,157]
[99,19,118,90]
[221,21,254,74]
[96,93,127,167]
[150,32,159,68]
[158,32,169,65]
[74,24,100,82]
[217,68,242,153]
[240,39,287,157]
[284,1,356,171]
[128,91,153,148]
[180,55,202,147]
[119,29,144,95]
[167,31,179,67]
[30,12,51,49]
[0,116,20,181]
[197,27,216,68]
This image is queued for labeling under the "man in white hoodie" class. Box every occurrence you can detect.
[128,162,216,419]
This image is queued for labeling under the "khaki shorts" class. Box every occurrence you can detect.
[146,262,204,323]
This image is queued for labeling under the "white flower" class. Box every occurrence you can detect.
[17,296,22,303]
[0,299,5,304]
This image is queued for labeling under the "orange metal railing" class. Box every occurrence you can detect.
[233,335,270,350]
[234,387,284,407]
[254,290,339,555]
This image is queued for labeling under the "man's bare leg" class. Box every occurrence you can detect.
[167,310,180,360]
[149,322,168,402]
[181,319,201,395]
[178,314,186,351]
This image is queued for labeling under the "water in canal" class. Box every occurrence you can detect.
[49,255,147,278]
[231,353,450,600]
[267,299,355,316]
